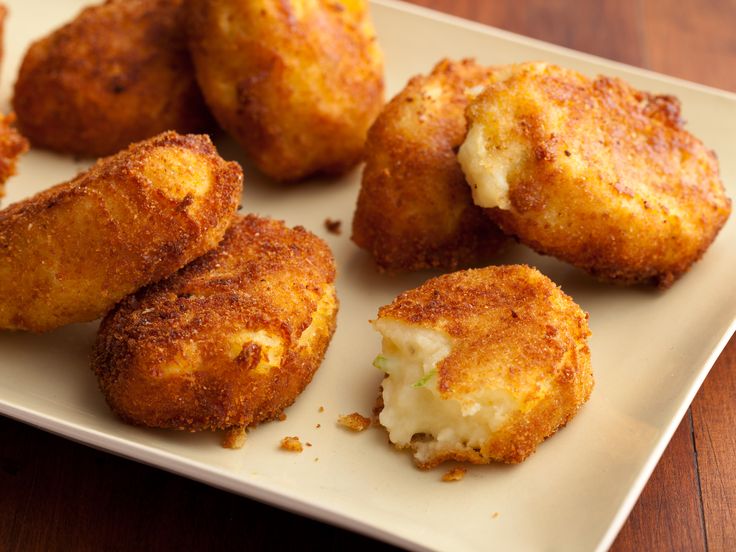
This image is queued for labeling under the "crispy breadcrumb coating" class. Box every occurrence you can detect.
[374,265,592,469]
[0,114,29,200]
[13,0,212,157]
[187,0,384,181]
[92,215,338,438]
[352,59,505,271]
[458,62,731,287]
[0,132,242,332]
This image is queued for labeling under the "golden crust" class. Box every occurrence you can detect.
[464,62,731,287]
[91,215,338,433]
[0,113,29,199]
[352,58,506,271]
[378,265,593,467]
[13,0,212,157]
[0,131,242,332]
[187,0,384,181]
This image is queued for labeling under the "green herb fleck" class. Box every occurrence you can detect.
[412,369,437,388]
[372,355,389,372]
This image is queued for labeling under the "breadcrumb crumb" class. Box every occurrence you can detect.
[337,412,371,432]
[441,467,467,482]
[318,406,325,413]
[280,436,303,452]
[222,426,247,449]
[324,218,342,235]
[491,512,500,519]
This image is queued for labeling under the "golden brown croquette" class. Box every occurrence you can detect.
[374,265,592,468]
[0,132,242,332]
[92,215,338,439]
[458,62,731,287]
[187,0,384,181]
[352,59,506,271]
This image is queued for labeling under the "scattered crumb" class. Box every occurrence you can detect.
[314,457,319,462]
[491,512,500,519]
[278,413,287,421]
[306,442,312,447]
[318,406,325,413]
[222,427,247,449]
[324,218,342,235]
[441,467,467,482]
[280,436,303,452]
[315,423,321,429]
[337,412,371,432]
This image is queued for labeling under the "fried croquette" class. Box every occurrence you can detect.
[373,265,592,469]
[91,215,338,438]
[187,0,384,181]
[0,132,242,332]
[352,59,506,271]
[458,62,732,287]
[0,113,29,200]
[13,0,212,157]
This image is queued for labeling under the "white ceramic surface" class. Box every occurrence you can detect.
[1,1,735,551]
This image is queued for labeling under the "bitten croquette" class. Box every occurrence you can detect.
[374,265,592,469]
[458,62,731,287]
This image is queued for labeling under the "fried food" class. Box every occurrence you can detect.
[0,132,242,332]
[0,113,29,200]
[92,215,338,440]
[0,6,28,200]
[352,59,506,270]
[373,264,592,468]
[337,412,371,432]
[13,0,212,157]
[187,0,384,181]
[280,436,304,452]
[458,62,731,287]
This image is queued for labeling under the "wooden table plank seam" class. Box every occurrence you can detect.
[690,409,710,552]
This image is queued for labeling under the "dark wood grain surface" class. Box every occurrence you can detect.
[2,1,735,551]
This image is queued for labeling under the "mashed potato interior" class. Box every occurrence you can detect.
[457,122,522,210]
[374,319,519,461]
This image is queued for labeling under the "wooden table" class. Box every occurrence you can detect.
[2,1,735,550]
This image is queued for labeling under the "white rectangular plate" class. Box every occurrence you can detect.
[2,1,735,551]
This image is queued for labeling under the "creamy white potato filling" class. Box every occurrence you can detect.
[457,122,526,210]
[374,319,518,460]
